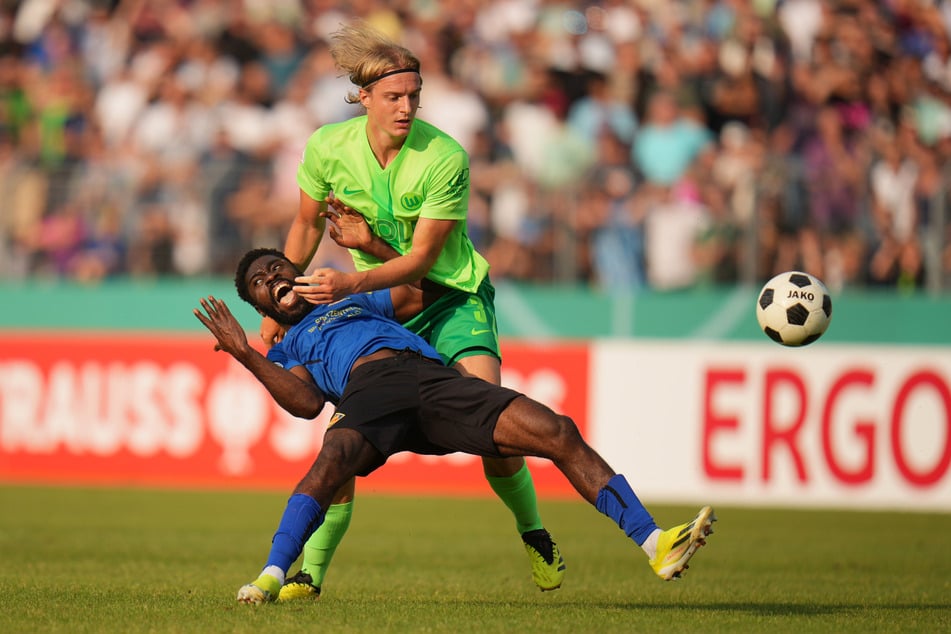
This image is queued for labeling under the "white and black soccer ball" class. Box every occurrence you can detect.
[756,271,832,347]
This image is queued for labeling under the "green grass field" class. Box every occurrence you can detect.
[1,485,948,633]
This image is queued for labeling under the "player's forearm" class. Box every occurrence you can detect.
[353,252,434,294]
[233,349,326,418]
[283,216,323,272]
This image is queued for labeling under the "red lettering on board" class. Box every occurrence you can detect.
[762,369,808,482]
[702,369,745,480]
[891,370,951,487]
[822,370,875,485]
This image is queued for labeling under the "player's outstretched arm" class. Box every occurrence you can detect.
[194,296,326,418]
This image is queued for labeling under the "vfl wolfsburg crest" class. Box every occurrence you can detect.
[401,192,423,210]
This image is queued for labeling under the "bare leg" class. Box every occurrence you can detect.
[237,429,384,604]
[330,477,355,503]
[489,394,720,582]
[293,429,380,505]
[491,396,616,503]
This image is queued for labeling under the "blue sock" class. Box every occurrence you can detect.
[266,493,326,572]
[595,474,658,546]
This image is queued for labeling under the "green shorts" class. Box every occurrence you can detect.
[402,277,500,366]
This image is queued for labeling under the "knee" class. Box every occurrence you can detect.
[294,445,352,504]
[549,414,583,451]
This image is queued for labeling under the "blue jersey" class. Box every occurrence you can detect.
[266,290,443,402]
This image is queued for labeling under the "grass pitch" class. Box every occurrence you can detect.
[1,485,948,633]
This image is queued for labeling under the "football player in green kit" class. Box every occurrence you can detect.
[258,20,567,600]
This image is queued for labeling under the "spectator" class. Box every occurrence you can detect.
[800,105,866,234]
[632,89,714,188]
[582,129,645,291]
[869,132,920,247]
[643,178,712,291]
[566,69,638,147]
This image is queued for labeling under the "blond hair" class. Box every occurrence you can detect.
[329,21,421,104]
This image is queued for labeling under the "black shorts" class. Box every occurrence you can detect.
[330,350,521,474]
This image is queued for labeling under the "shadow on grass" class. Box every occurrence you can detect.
[577,602,951,616]
[388,598,951,617]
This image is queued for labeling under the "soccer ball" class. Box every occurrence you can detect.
[756,271,832,347]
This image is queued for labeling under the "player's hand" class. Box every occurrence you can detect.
[293,267,361,304]
[193,296,252,358]
[322,194,374,251]
[259,315,285,349]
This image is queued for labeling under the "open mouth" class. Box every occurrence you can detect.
[272,280,296,307]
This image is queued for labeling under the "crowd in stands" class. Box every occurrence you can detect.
[1,0,950,294]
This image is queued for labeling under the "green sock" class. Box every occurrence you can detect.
[299,500,354,588]
[485,462,544,535]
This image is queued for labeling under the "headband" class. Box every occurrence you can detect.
[361,68,420,88]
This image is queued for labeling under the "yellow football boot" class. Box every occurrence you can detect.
[277,570,321,602]
[236,572,281,604]
[521,528,567,591]
[649,506,717,580]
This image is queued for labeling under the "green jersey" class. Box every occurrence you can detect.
[297,116,489,292]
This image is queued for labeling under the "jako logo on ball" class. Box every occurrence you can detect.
[756,271,832,347]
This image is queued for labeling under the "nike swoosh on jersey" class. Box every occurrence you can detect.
[470,328,493,336]
[342,186,364,195]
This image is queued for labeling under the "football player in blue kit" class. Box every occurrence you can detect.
[193,247,716,604]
